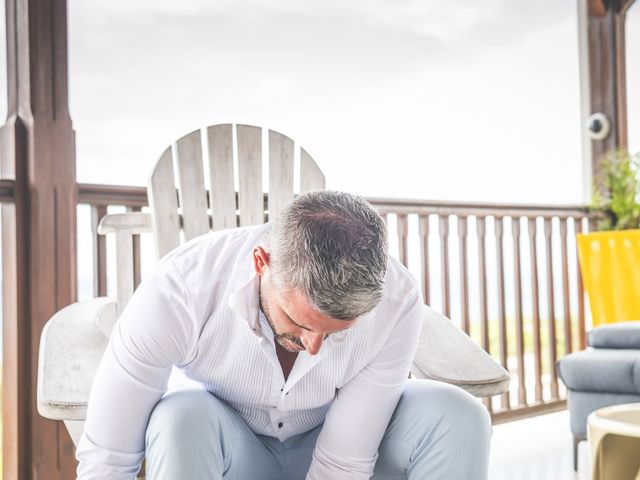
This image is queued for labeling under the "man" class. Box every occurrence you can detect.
[76,191,491,479]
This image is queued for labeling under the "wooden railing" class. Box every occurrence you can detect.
[370,198,593,422]
[0,179,15,201]
[77,183,594,422]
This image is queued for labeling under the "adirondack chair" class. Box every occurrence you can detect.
[37,124,509,459]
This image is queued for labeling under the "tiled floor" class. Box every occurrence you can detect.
[489,410,590,480]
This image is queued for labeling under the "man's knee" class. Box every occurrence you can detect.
[392,379,492,445]
[146,389,225,448]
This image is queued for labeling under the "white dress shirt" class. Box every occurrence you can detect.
[76,223,423,479]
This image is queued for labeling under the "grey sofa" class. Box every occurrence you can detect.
[557,321,640,470]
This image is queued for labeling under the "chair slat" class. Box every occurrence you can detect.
[175,129,210,241]
[236,125,264,226]
[207,124,237,231]
[300,148,325,193]
[148,147,181,258]
[268,130,294,220]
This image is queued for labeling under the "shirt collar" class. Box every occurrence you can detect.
[228,272,262,336]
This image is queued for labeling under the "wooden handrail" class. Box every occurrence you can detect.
[78,183,148,207]
[76,182,594,218]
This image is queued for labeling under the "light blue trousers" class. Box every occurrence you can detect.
[145,379,492,479]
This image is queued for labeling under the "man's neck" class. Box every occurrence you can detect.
[275,341,298,381]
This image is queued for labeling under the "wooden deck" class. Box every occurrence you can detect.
[490,409,590,480]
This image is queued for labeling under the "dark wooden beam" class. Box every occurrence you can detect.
[585,0,637,176]
[1,0,77,477]
[588,0,607,17]
[621,0,637,14]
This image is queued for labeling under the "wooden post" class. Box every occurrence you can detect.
[1,0,78,478]
[581,0,637,182]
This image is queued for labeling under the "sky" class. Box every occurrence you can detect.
[0,2,636,203]
[62,0,600,205]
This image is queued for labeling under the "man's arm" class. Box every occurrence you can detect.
[306,289,423,479]
[76,262,197,480]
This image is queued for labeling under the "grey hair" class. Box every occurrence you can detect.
[266,190,388,320]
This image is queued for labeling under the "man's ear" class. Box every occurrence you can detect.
[252,246,270,276]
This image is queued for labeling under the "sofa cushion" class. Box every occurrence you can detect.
[557,349,640,395]
[588,321,640,349]
[566,390,640,436]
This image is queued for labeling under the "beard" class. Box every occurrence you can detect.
[259,284,305,353]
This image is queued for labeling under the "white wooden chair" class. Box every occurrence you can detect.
[37,123,509,455]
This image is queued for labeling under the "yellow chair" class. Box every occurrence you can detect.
[577,230,640,326]
[588,403,640,480]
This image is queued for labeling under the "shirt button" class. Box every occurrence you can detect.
[278,422,283,429]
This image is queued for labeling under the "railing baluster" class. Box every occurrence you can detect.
[439,215,451,318]
[458,216,470,334]
[512,217,527,406]
[476,216,492,411]
[477,217,490,354]
[419,215,430,305]
[494,217,510,410]
[544,217,560,400]
[91,205,108,297]
[397,214,409,268]
[127,206,143,289]
[528,217,543,403]
[575,217,587,350]
[560,218,572,355]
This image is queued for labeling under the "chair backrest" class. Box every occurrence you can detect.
[148,123,325,259]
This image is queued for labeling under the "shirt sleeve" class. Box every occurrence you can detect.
[306,289,423,480]
[76,262,197,480]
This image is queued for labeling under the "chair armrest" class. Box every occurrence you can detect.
[97,211,152,235]
[588,321,640,349]
[411,306,510,398]
[37,298,115,421]
[97,212,152,313]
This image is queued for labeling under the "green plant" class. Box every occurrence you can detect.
[591,149,640,230]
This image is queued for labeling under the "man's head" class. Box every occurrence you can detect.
[252,190,388,354]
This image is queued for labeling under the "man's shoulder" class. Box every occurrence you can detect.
[164,224,268,259]
[158,224,270,288]
[381,256,420,304]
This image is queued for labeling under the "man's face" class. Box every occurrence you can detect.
[253,246,357,355]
